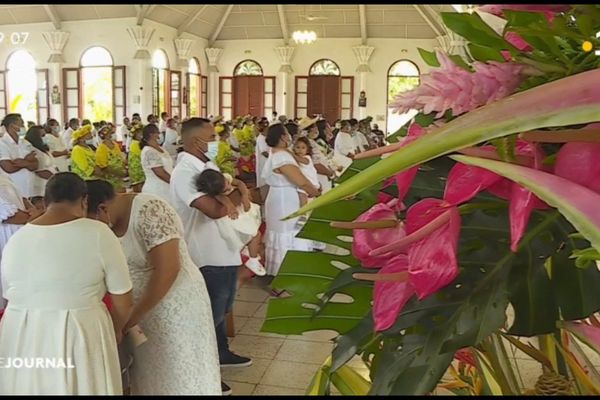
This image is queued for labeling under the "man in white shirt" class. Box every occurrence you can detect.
[45,119,70,172]
[159,111,169,134]
[119,117,131,148]
[170,117,253,375]
[0,114,38,197]
[350,118,370,153]
[62,118,80,150]
[163,118,180,162]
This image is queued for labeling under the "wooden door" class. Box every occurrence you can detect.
[307,75,341,123]
[233,76,264,117]
[63,68,81,121]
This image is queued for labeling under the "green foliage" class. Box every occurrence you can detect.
[387,76,420,103]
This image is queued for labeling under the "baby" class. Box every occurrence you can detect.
[195,169,266,276]
[292,136,320,206]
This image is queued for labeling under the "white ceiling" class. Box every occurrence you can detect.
[0,4,454,41]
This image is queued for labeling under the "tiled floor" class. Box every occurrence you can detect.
[225,276,600,396]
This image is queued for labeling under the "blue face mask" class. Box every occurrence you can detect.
[206,141,219,161]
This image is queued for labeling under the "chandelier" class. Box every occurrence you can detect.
[292,30,317,44]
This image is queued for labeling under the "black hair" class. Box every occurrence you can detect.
[85,179,116,213]
[147,114,155,122]
[1,113,22,128]
[266,123,288,147]
[316,119,328,142]
[69,118,79,126]
[161,112,169,118]
[340,120,352,130]
[294,136,313,156]
[25,126,49,153]
[349,118,358,126]
[141,124,159,149]
[284,122,298,139]
[45,172,87,204]
[132,113,140,118]
[82,119,91,126]
[181,117,211,139]
[195,169,226,197]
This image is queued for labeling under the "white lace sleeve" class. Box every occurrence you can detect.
[142,148,164,169]
[137,198,183,252]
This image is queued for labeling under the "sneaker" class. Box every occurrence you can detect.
[221,381,232,396]
[245,257,266,276]
[221,352,253,368]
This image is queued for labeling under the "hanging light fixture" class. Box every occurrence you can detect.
[292,30,317,44]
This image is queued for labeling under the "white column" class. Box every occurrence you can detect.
[174,38,195,118]
[127,26,155,116]
[274,46,295,117]
[352,45,375,120]
[436,32,469,60]
[42,31,70,124]
[205,47,223,117]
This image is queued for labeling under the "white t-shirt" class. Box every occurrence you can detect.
[163,128,179,159]
[170,152,242,268]
[62,127,74,150]
[255,134,270,187]
[159,119,167,134]
[334,131,356,158]
[298,155,320,195]
[31,148,57,197]
[353,131,369,153]
[46,133,69,172]
[0,134,36,198]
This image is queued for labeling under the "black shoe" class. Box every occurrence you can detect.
[220,352,253,368]
[221,381,232,396]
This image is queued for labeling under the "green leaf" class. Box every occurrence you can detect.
[449,54,472,71]
[330,365,371,395]
[468,43,507,62]
[576,14,594,37]
[289,69,600,219]
[491,135,517,162]
[417,47,440,67]
[414,112,436,128]
[442,12,517,53]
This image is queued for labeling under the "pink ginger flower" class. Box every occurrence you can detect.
[478,4,571,22]
[391,51,526,118]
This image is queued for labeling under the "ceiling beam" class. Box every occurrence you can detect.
[358,5,367,45]
[209,4,234,47]
[276,5,289,45]
[43,5,61,30]
[135,4,156,26]
[177,5,208,37]
[413,5,443,38]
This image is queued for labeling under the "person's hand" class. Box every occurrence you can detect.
[123,314,141,333]
[241,193,251,212]
[115,329,124,345]
[307,185,320,198]
[26,207,44,222]
[25,152,37,161]
[227,204,239,219]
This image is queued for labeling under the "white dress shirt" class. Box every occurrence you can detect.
[0,134,36,198]
[62,127,74,150]
[46,133,69,172]
[163,128,179,160]
[170,152,242,268]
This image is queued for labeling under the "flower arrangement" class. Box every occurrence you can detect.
[262,4,600,395]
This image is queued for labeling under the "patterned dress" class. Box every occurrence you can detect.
[96,141,126,191]
[128,140,145,186]
[234,126,256,174]
[120,194,221,395]
[70,145,97,180]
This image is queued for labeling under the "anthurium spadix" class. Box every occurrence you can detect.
[450,155,600,253]
[287,69,600,219]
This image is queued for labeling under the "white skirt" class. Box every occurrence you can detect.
[141,177,171,205]
[264,186,311,276]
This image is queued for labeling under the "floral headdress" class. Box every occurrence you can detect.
[71,124,92,144]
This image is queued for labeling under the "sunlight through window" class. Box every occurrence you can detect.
[81,46,114,122]
[7,50,37,123]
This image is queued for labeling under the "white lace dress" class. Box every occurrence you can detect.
[141,146,173,204]
[262,150,312,276]
[120,194,221,395]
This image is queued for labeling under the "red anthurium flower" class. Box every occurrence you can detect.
[454,348,477,368]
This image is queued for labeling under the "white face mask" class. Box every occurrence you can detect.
[206,140,219,161]
[52,126,60,135]
[85,138,95,146]
[42,136,50,145]
[18,127,26,137]
[157,134,165,145]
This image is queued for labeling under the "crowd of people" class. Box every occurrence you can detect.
[0,109,387,395]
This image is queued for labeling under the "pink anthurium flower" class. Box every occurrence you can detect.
[370,199,461,331]
[478,4,571,22]
[554,142,600,194]
[351,202,406,269]
[560,321,600,355]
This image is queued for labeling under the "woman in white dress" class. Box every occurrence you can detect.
[85,179,221,395]
[262,123,320,276]
[25,125,57,202]
[0,174,41,309]
[140,124,173,203]
[0,172,133,395]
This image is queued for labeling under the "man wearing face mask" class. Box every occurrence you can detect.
[0,114,38,198]
[62,118,80,150]
[170,118,253,394]
[45,119,71,172]
[163,118,180,162]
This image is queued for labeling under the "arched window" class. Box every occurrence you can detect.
[386,60,420,135]
[6,50,38,123]
[309,59,340,76]
[152,49,170,117]
[234,60,263,76]
[187,57,201,117]
[80,46,114,122]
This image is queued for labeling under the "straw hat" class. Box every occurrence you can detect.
[298,116,319,131]
[211,115,224,124]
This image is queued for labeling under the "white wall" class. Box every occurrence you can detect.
[0,17,436,127]
[214,37,437,123]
